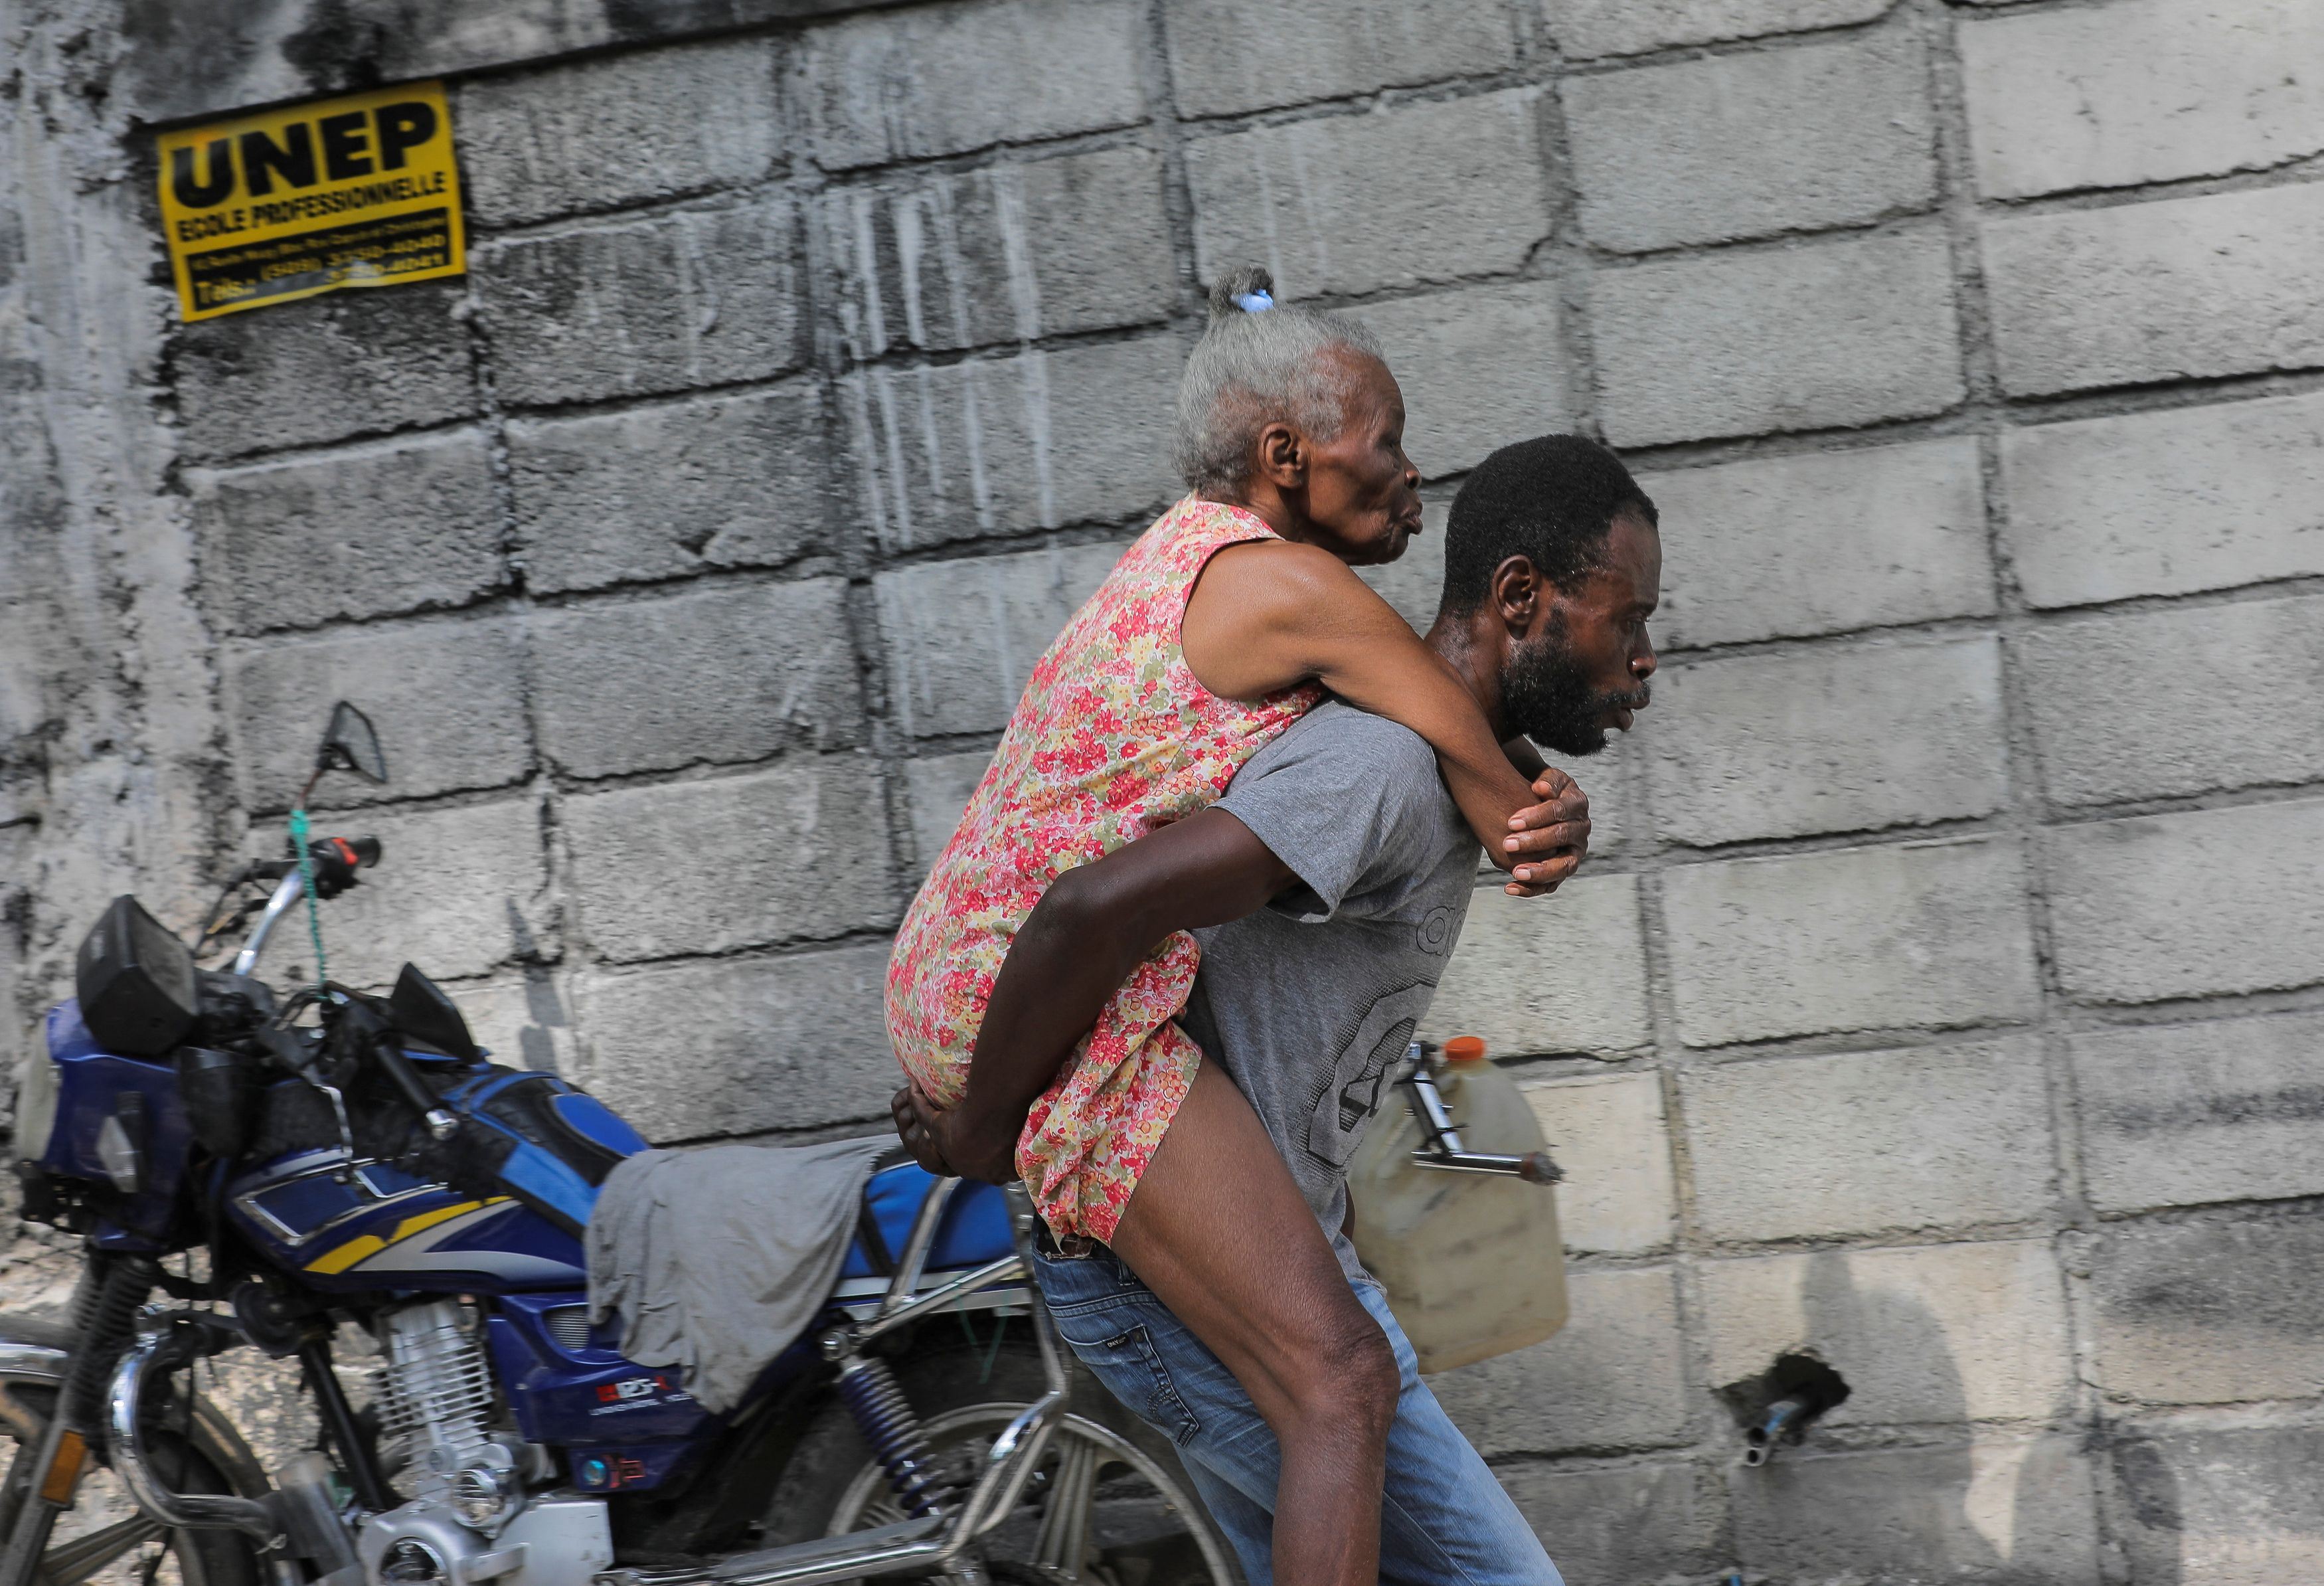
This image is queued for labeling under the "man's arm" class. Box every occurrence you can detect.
[895,807,1294,1182]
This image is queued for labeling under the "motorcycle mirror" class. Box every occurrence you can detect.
[317,701,388,785]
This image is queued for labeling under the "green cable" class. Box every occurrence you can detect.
[953,1304,1007,1385]
[288,807,329,990]
[979,1308,1006,1384]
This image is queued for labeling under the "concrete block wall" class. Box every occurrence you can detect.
[5,1,2324,1580]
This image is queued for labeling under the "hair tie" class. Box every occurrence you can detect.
[1233,288,1274,313]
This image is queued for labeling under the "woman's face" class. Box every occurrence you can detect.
[1295,353,1424,567]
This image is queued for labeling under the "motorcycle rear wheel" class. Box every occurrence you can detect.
[760,1330,1240,1586]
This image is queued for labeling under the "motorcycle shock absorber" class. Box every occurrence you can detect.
[831,1351,955,1519]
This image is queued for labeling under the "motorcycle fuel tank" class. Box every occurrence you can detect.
[226,1147,590,1292]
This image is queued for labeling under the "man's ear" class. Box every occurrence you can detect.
[1491,555,1543,635]
[1254,420,1305,489]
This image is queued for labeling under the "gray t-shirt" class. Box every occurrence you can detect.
[1178,701,1481,1280]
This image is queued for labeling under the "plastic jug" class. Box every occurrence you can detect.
[1347,1037,1569,1373]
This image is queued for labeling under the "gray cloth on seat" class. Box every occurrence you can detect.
[586,1136,892,1414]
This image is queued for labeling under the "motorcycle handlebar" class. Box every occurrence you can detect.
[230,837,384,975]
[251,836,383,888]
[310,835,382,890]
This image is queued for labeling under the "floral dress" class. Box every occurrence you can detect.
[886,496,1323,1243]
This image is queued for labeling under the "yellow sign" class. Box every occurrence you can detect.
[156,82,465,322]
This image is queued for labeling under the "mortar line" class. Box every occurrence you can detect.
[450,141,581,1069]
[1918,0,2126,1549]
[783,71,927,934]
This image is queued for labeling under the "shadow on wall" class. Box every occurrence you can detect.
[1723,1251,2149,1585]
[511,973,570,1073]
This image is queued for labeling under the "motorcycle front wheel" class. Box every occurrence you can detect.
[0,1312,264,1586]
[760,1328,1240,1586]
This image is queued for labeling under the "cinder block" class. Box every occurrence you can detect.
[477,197,804,409]
[1730,1437,2102,1584]
[450,972,579,1075]
[564,759,895,962]
[1424,875,1651,1055]
[1520,1071,1677,1254]
[1185,90,1552,299]
[904,751,995,875]
[1543,734,1642,855]
[1564,33,1935,253]
[1646,438,1993,648]
[221,618,529,808]
[456,39,782,227]
[571,943,899,1140]
[1983,184,2324,398]
[1592,230,1963,446]
[188,430,502,634]
[2020,594,2324,808]
[876,541,1128,739]
[2088,1214,2324,1406]
[1494,1460,1727,1584]
[2108,1425,2324,1586]
[1961,0,2324,201]
[2001,391,2324,608]
[1683,1039,2056,1241]
[823,147,1175,359]
[173,282,474,459]
[793,0,1145,171]
[505,384,833,596]
[842,337,1180,556]
[2045,800,2324,1005]
[1432,1268,1691,1454]
[1359,279,1575,478]
[1662,837,2040,1047]
[1702,1241,2073,1426]
[531,578,863,780]
[2071,1012,2324,1214]
[303,796,551,990]
[1646,635,2009,845]
[1543,0,1889,60]
[1162,0,1518,118]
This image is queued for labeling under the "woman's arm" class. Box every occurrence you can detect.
[897,807,1295,1182]
[1182,539,1586,886]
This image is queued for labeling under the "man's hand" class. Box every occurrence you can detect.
[1498,767,1591,897]
[889,1083,1021,1184]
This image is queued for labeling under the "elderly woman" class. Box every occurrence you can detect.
[888,270,1583,1586]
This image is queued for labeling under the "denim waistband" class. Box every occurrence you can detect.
[1034,1222,1103,1261]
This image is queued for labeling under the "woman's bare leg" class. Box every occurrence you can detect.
[1108,1058,1398,1586]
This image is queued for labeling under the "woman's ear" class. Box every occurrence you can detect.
[1254,420,1305,488]
[1492,555,1540,634]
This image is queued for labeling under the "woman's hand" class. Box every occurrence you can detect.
[1497,767,1591,897]
[890,1083,1021,1184]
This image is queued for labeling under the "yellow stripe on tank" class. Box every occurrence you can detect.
[304,1196,511,1274]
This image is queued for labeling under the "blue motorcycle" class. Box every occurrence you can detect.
[1,704,1235,1586]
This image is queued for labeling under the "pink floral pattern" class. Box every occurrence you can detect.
[886,496,1323,1242]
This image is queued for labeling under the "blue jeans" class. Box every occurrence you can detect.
[1031,1244,1562,1586]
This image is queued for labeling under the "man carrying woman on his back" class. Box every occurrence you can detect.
[888,268,1663,1586]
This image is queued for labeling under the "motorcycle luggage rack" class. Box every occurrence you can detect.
[597,1181,1067,1586]
[1396,1041,1564,1186]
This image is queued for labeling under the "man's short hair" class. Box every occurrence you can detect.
[1439,435,1657,616]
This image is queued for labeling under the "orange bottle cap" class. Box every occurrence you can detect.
[1442,1035,1487,1062]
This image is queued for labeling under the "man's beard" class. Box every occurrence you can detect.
[1501,626,1648,757]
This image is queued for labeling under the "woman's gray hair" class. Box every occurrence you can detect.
[1172,266,1387,494]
